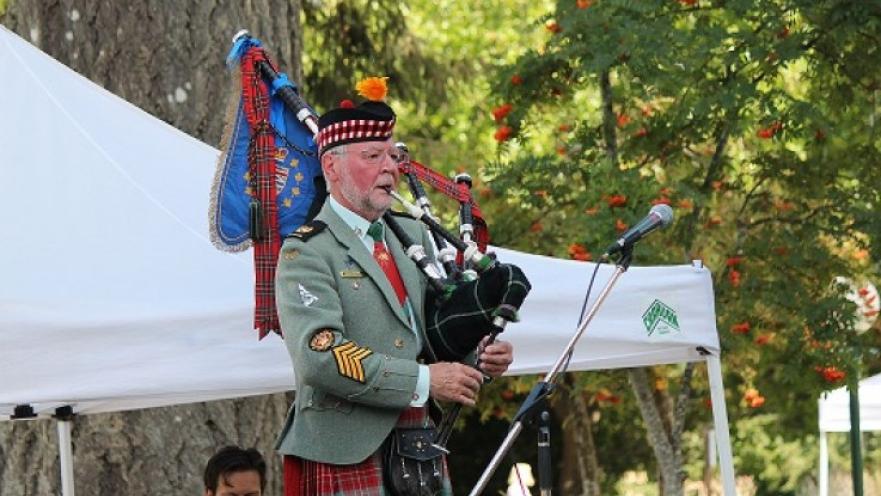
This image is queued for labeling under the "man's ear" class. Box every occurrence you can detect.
[321,153,338,183]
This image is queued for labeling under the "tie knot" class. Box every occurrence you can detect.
[367,221,384,242]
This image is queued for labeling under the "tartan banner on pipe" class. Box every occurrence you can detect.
[210,36,322,337]
[401,159,490,253]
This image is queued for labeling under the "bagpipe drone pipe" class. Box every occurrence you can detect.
[209,31,531,366]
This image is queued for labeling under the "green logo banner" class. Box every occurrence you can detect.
[642,299,681,336]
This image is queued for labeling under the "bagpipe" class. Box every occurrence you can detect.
[209,31,531,447]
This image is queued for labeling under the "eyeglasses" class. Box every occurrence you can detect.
[338,146,403,165]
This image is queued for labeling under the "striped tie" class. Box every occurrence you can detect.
[367,221,407,305]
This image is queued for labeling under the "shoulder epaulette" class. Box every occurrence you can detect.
[287,220,327,241]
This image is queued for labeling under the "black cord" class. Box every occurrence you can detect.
[556,259,605,381]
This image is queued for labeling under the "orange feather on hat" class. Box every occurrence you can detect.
[355,77,389,101]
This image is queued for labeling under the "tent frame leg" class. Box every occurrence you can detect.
[706,354,736,495]
[55,407,76,496]
[819,431,829,496]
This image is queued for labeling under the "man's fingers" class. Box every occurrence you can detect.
[462,375,481,393]
[479,353,511,365]
[460,385,477,400]
[462,365,485,382]
[480,363,507,373]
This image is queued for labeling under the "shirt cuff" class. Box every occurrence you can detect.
[409,364,430,407]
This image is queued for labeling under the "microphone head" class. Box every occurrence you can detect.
[649,203,674,228]
[395,142,409,153]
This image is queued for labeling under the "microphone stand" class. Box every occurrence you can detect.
[468,248,634,496]
[537,406,553,496]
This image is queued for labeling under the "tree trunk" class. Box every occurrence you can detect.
[1,0,304,146]
[0,0,302,494]
[628,368,684,496]
[556,374,602,496]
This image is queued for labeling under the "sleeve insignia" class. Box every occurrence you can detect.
[298,283,319,307]
[283,249,299,260]
[288,220,327,241]
[332,341,373,383]
[309,329,336,352]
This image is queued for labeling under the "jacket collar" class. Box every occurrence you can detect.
[317,201,419,327]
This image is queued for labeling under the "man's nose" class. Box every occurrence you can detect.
[379,151,397,174]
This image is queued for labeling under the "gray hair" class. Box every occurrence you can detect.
[326,145,348,156]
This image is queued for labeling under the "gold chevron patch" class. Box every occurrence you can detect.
[332,341,373,383]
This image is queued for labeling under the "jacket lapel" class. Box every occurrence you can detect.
[318,204,410,327]
[386,226,423,314]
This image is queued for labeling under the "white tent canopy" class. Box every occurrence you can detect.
[817,374,881,496]
[818,374,881,433]
[0,25,735,494]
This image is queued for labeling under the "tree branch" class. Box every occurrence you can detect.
[600,69,619,167]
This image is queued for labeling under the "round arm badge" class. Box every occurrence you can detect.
[309,329,336,352]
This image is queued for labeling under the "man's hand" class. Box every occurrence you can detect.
[478,338,513,378]
[428,362,484,406]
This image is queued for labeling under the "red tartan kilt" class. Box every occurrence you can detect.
[284,406,444,496]
[284,451,384,495]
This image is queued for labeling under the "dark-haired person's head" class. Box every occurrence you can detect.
[203,446,266,496]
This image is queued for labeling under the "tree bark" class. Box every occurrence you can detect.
[1,0,304,146]
[628,368,684,496]
[0,0,302,494]
[599,69,618,166]
[556,374,602,496]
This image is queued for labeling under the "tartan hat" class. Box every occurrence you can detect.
[316,100,396,157]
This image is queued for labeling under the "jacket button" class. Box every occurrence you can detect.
[394,338,405,349]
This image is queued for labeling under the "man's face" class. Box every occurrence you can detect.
[324,138,400,221]
[204,470,262,496]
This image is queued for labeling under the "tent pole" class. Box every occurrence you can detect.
[819,430,829,496]
[705,354,736,495]
[55,407,75,496]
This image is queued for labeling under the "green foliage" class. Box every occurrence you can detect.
[485,0,881,488]
[301,0,436,110]
[730,415,817,494]
[494,0,881,396]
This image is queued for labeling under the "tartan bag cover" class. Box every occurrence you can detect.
[211,35,321,337]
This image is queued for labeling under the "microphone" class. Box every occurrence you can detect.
[604,204,674,257]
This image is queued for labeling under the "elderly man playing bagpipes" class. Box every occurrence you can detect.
[211,33,530,496]
[275,81,531,494]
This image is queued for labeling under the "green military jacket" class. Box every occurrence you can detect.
[274,201,434,464]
